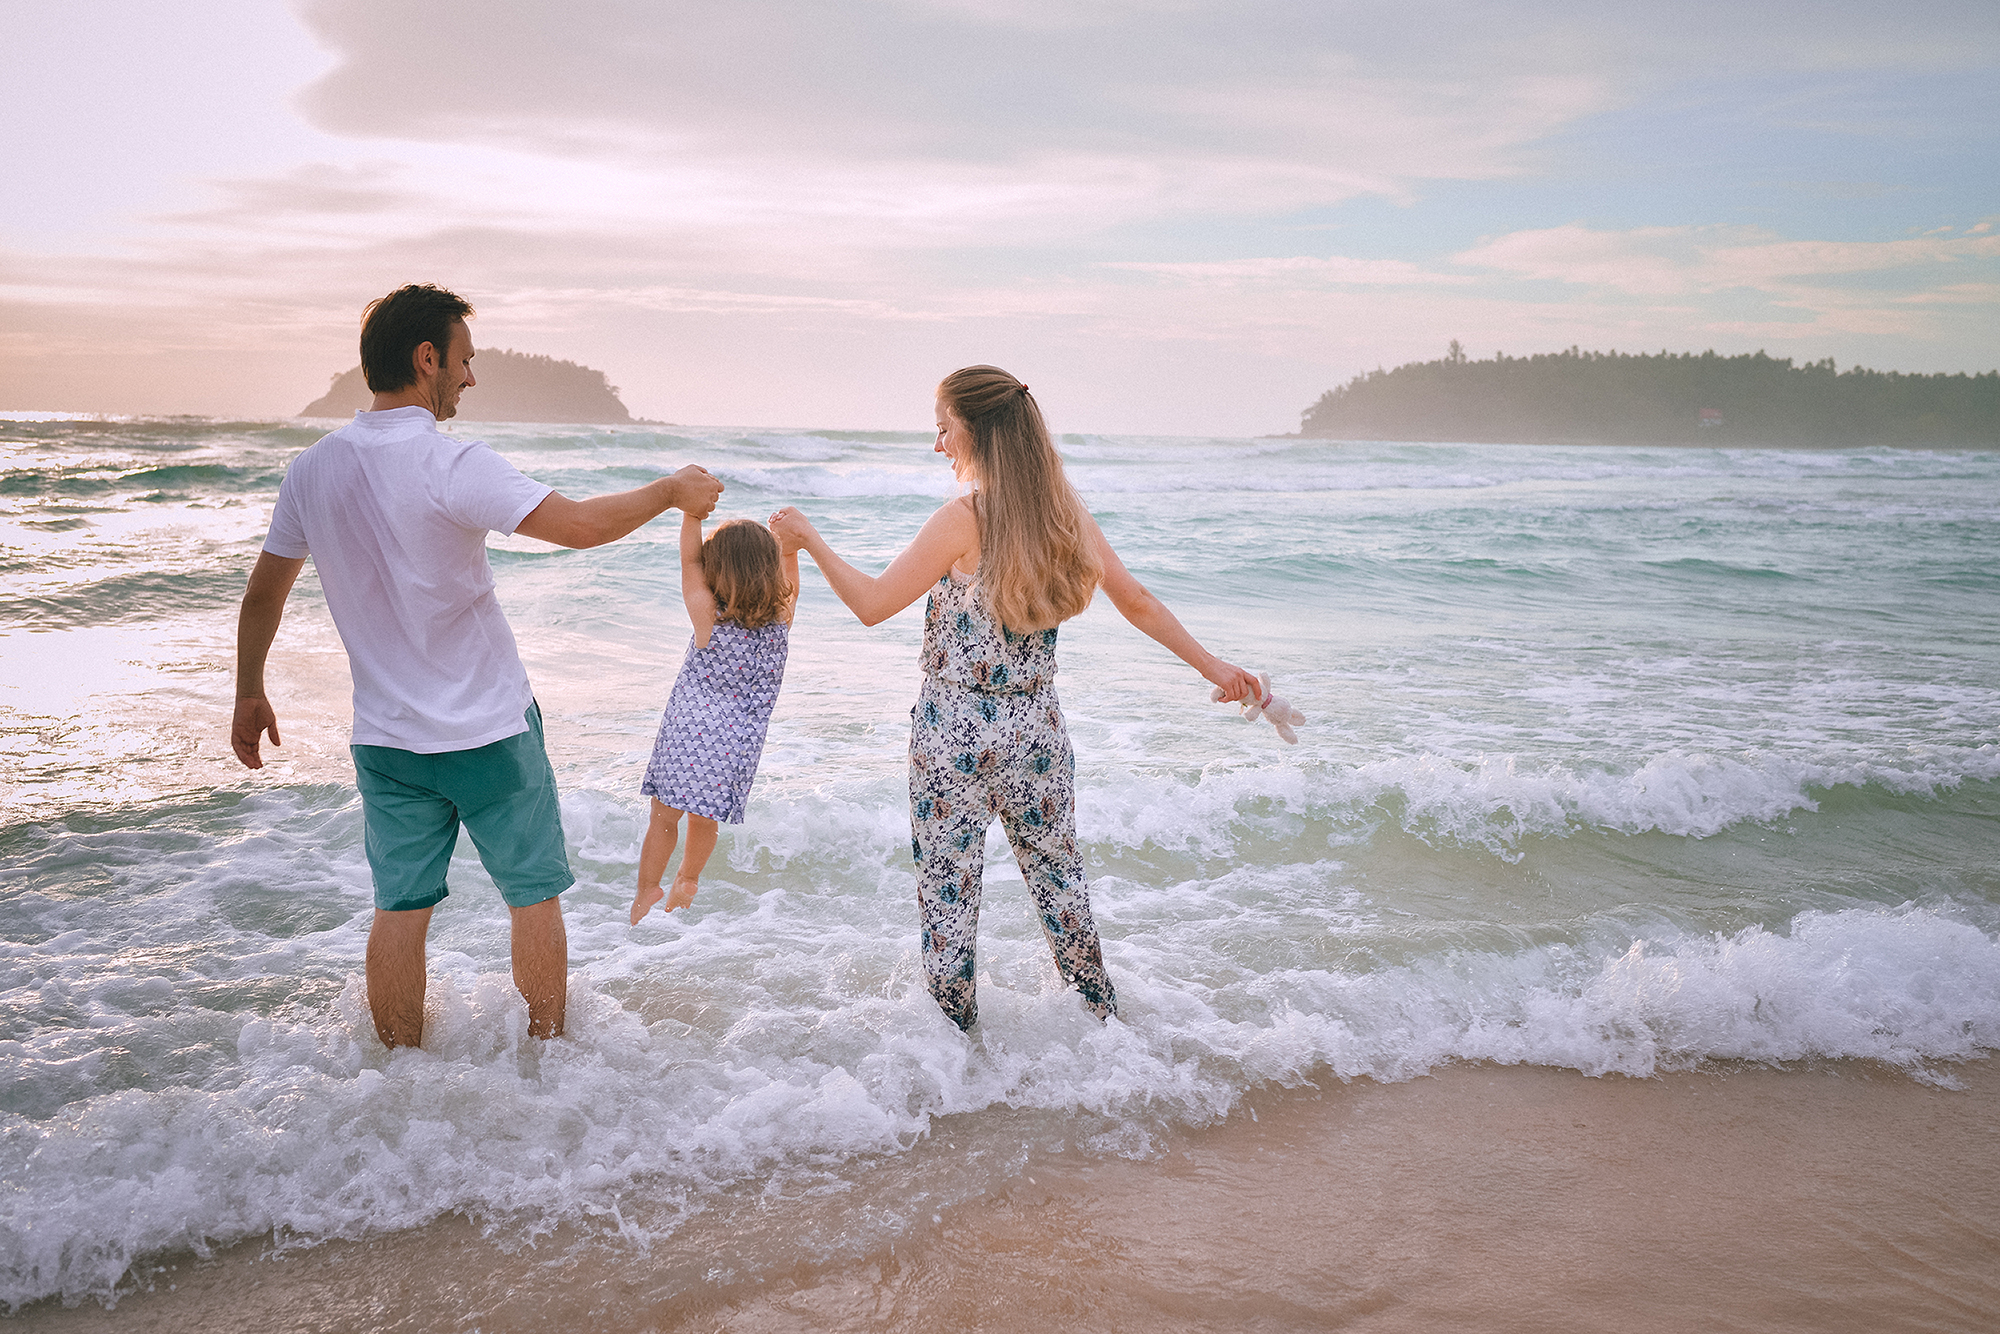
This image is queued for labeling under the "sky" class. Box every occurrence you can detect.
[2,0,1996,434]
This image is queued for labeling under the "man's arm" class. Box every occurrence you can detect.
[232,552,306,769]
[514,465,723,550]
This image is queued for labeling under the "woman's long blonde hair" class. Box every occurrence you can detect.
[939,365,1102,632]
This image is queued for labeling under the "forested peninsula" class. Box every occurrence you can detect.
[301,349,638,424]
[1298,345,2000,446]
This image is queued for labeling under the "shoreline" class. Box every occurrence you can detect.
[20,1058,1999,1332]
[7,412,1992,450]
[1269,432,1998,450]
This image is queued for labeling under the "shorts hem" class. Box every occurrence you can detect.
[497,876,573,909]
[375,885,448,913]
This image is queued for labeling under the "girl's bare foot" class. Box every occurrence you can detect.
[630,881,665,925]
[665,878,699,912]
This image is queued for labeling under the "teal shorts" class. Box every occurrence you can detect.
[351,701,575,912]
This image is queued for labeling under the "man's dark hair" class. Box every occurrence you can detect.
[359,284,476,392]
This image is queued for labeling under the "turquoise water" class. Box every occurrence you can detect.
[3,417,1998,1309]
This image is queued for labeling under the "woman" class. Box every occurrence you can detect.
[771,366,1257,1030]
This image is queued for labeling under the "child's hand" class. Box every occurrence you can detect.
[769,506,815,553]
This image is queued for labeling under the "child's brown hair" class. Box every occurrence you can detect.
[701,519,792,630]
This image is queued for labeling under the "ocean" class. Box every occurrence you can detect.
[3,416,1998,1322]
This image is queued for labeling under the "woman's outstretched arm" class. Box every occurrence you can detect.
[1090,517,1260,702]
[770,500,975,627]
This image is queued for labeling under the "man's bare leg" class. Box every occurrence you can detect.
[366,906,434,1048]
[630,799,682,924]
[668,814,720,911]
[511,894,568,1039]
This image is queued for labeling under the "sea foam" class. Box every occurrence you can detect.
[5,899,1996,1311]
[6,421,1996,1312]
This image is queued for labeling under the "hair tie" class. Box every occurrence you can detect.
[1017,383,1031,395]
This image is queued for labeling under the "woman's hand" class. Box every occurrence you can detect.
[1205,659,1262,704]
[772,499,973,626]
[768,506,815,555]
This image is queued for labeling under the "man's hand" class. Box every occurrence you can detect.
[671,465,723,520]
[234,552,303,770]
[518,464,723,549]
[232,696,282,769]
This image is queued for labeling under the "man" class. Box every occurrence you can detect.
[231,283,721,1048]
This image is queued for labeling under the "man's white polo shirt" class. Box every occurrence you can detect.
[263,406,552,754]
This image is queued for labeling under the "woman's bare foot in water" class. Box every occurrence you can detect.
[665,877,699,912]
[630,881,665,925]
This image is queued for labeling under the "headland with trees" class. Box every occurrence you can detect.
[301,349,640,424]
[1297,344,1999,446]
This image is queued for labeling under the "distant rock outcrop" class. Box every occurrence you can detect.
[1298,345,2000,446]
[301,349,636,423]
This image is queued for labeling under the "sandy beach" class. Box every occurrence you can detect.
[20,1058,1998,1333]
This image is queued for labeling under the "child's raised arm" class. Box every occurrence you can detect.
[778,540,802,626]
[681,511,718,647]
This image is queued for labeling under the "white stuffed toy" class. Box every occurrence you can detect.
[1213,672,1306,744]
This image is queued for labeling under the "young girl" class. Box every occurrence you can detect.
[629,513,799,924]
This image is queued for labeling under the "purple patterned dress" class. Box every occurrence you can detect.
[641,620,790,823]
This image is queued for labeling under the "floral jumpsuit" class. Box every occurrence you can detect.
[909,571,1117,1030]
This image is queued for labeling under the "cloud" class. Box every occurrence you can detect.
[5,1,1996,427]
[1103,256,1472,287]
[284,0,1637,229]
[259,1,2000,264]
[1896,282,2000,306]
[1454,223,2000,297]
[172,163,421,221]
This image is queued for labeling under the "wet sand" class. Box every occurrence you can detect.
[20,1060,2000,1332]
